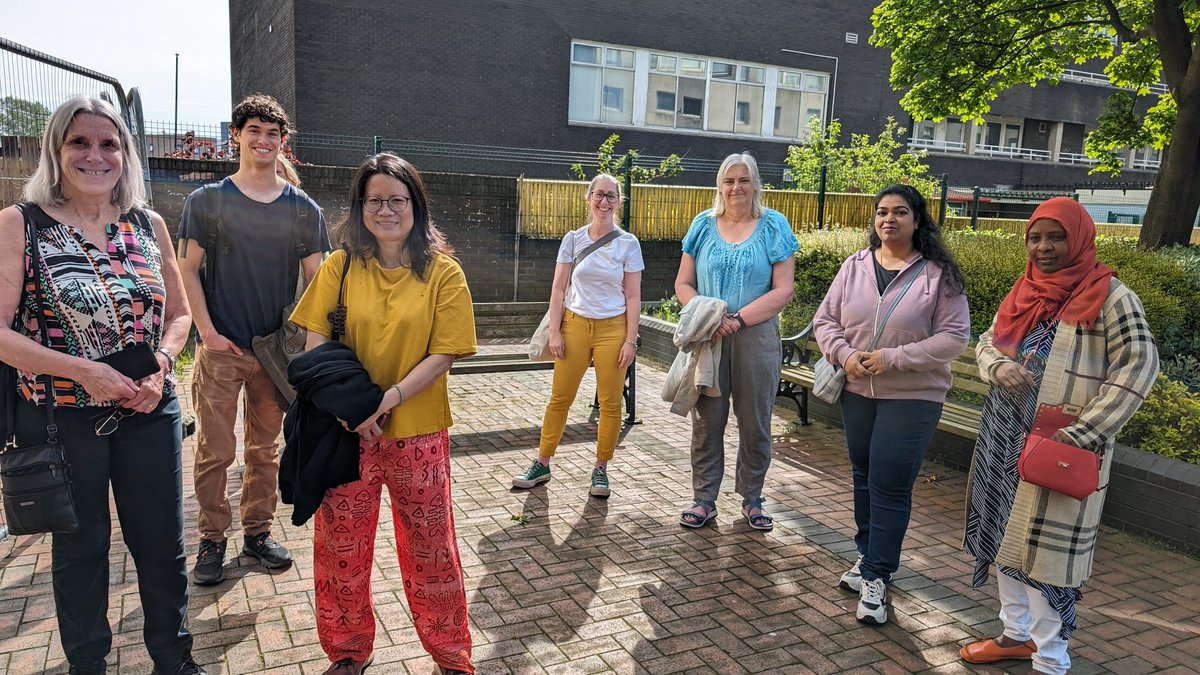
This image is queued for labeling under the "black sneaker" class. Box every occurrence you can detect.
[191,538,227,585]
[69,659,108,675]
[243,532,293,569]
[151,654,208,675]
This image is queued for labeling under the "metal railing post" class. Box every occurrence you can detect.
[622,154,633,232]
[817,165,828,229]
[373,136,383,154]
[938,173,949,227]
[970,186,981,230]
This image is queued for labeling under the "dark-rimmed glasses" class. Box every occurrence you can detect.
[95,408,133,436]
[363,196,411,213]
[589,191,620,203]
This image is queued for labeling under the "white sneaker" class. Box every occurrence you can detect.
[857,577,888,625]
[839,555,863,592]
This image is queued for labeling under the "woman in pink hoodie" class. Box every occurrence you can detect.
[813,184,970,626]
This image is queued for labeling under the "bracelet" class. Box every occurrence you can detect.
[390,383,405,407]
[730,312,747,329]
[624,339,638,349]
[156,348,176,372]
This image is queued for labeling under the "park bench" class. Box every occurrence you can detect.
[776,321,987,439]
[452,302,643,424]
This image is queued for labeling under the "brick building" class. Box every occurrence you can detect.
[229,0,1158,189]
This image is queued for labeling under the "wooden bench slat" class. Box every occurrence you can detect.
[777,323,989,440]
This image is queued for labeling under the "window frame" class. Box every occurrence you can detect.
[568,39,830,142]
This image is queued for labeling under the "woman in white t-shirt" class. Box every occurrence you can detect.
[512,174,644,498]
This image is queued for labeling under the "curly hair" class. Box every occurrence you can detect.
[230,94,291,136]
[332,153,452,281]
[869,184,965,294]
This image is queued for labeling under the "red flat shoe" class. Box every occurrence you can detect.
[959,637,1037,664]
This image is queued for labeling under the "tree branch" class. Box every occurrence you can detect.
[1153,0,1192,91]
[1100,0,1148,42]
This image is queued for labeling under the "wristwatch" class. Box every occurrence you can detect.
[730,312,747,329]
[156,348,176,372]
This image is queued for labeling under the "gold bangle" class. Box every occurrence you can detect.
[390,383,405,407]
[624,339,638,349]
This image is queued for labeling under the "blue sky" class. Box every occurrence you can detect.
[2,0,232,127]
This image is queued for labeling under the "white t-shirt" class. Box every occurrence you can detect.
[556,225,645,319]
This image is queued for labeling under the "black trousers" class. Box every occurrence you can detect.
[14,393,192,670]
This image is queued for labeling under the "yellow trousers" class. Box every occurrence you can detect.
[539,309,627,461]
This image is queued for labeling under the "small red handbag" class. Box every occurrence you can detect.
[1017,403,1101,501]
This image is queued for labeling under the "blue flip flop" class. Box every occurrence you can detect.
[679,502,717,528]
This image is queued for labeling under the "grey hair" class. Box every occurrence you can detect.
[23,95,146,210]
[711,152,764,218]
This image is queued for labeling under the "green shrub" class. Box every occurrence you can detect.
[1118,374,1200,465]
[946,230,1027,334]
[1161,354,1200,392]
[649,295,682,323]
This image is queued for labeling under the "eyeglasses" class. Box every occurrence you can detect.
[590,192,620,203]
[363,196,411,213]
[95,408,134,436]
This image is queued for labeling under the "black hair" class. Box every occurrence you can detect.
[332,153,452,281]
[870,184,965,294]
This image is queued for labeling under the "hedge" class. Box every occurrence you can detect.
[654,229,1200,465]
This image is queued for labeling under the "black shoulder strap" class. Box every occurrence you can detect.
[10,204,57,445]
[327,247,354,342]
[291,185,312,259]
[209,181,226,255]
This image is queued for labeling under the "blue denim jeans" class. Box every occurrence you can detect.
[14,394,192,670]
[839,391,942,582]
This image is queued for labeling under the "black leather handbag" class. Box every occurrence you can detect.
[0,205,80,535]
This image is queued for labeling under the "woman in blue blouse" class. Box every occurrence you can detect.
[674,153,799,530]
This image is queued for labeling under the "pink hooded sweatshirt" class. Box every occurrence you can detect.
[813,249,970,402]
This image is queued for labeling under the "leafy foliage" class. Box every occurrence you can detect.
[1118,375,1200,464]
[870,0,1200,247]
[569,134,683,184]
[0,96,51,137]
[783,117,940,196]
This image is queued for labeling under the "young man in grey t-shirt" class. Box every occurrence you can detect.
[178,95,328,585]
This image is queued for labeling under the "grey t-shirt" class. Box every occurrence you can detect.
[179,177,330,347]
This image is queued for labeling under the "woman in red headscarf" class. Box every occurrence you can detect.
[959,198,1159,674]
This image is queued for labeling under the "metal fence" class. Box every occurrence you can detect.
[0,37,149,203]
[515,177,1199,243]
[518,177,948,240]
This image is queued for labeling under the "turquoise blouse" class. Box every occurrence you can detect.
[681,207,799,312]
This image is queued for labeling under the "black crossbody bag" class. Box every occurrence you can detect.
[0,205,80,535]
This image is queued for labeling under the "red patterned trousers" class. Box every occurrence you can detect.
[314,430,474,673]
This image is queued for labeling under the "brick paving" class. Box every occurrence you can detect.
[2,351,1198,674]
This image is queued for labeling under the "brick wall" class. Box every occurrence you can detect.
[145,158,688,303]
[229,0,901,180]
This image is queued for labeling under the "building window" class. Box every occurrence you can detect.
[569,43,634,124]
[571,40,829,140]
[774,69,828,139]
[910,118,967,152]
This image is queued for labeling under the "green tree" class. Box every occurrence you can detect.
[871,0,1197,249]
[783,116,941,196]
[0,97,50,137]
[569,133,683,183]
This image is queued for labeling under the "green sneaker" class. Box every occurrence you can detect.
[589,466,611,498]
[513,460,551,488]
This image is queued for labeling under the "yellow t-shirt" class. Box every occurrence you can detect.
[290,249,476,438]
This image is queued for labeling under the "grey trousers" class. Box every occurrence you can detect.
[689,316,782,507]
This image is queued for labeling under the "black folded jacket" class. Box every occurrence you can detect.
[280,341,384,526]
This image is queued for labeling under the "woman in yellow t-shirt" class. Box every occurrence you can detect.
[290,153,476,675]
